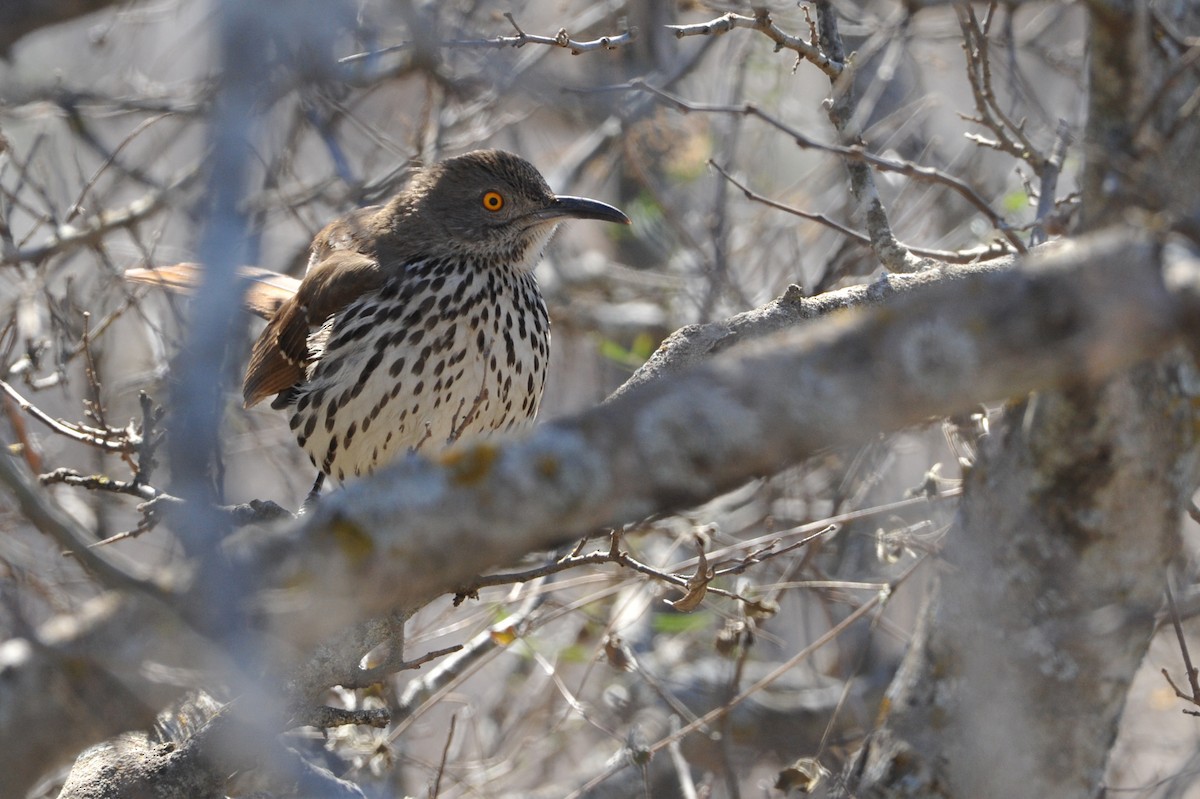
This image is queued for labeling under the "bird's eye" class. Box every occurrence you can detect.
[482,191,504,212]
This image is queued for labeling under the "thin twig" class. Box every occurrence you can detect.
[1030,119,1072,246]
[564,558,922,799]
[0,377,137,453]
[666,9,842,79]
[304,706,391,730]
[430,713,457,798]
[957,3,1046,171]
[344,643,464,690]
[64,113,175,224]
[339,16,637,64]
[0,448,169,598]
[2,167,198,266]
[625,81,1026,254]
[1163,582,1200,715]
[709,159,1014,263]
[666,716,698,799]
[39,467,158,500]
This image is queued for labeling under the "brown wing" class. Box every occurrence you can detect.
[125,263,301,320]
[242,249,388,408]
[235,267,303,317]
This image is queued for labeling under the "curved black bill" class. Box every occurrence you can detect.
[545,195,631,225]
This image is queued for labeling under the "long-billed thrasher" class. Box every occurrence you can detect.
[128,150,629,498]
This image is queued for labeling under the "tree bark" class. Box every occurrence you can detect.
[843,0,1200,794]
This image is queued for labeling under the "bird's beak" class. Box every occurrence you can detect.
[539,195,631,226]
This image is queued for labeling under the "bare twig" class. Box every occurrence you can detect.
[39,467,159,501]
[625,81,1025,254]
[1162,582,1200,715]
[387,594,545,738]
[430,714,458,798]
[708,160,1014,263]
[0,377,137,453]
[565,561,919,799]
[666,9,843,79]
[666,716,699,799]
[1030,119,1072,246]
[957,3,1047,169]
[0,449,169,597]
[343,642,464,690]
[2,168,198,266]
[132,391,166,488]
[300,705,391,730]
[339,15,636,64]
[465,534,754,606]
[64,113,176,224]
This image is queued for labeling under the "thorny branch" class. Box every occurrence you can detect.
[708,159,1015,263]
[957,2,1074,247]
[1162,582,1200,717]
[0,377,139,454]
[1,167,199,267]
[627,79,1024,255]
[40,467,158,501]
[459,491,957,611]
[958,2,1048,169]
[667,7,843,80]
[565,561,922,799]
[339,13,637,64]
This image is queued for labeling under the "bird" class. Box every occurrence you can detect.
[127,149,630,501]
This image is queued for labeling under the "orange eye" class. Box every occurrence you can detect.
[482,191,504,212]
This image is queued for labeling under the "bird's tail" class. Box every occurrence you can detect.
[125,263,301,320]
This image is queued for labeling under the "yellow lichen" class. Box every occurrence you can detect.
[328,518,375,569]
[536,455,559,479]
[439,442,499,485]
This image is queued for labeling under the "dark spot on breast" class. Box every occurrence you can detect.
[360,350,384,383]
[504,332,516,367]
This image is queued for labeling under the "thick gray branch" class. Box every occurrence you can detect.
[0,593,219,794]
[610,255,1016,401]
[237,226,1186,653]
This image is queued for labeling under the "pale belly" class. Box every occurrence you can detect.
[286,265,549,482]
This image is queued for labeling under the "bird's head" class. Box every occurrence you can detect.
[398,149,630,271]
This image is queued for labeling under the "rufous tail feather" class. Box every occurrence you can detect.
[125,263,300,320]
